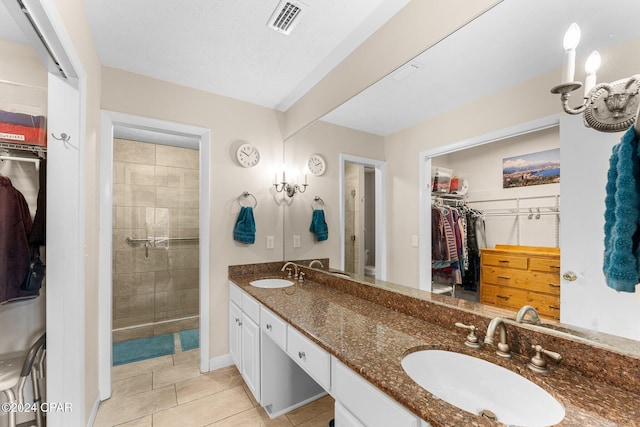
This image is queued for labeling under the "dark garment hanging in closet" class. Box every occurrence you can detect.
[29,159,46,246]
[0,175,33,303]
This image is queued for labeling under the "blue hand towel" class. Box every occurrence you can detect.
[309,209,328,241]
[603,126,640,292]
[234,206,256,244]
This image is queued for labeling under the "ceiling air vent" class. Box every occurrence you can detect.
[268,1,304,35]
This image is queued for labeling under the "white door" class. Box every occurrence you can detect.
[560,115,640,340]
[241,313,261,402]
[46,73,85,427]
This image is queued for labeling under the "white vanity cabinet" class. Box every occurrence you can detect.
[331,358,425,427]
[229,281,431,426]
[228,282,261,402]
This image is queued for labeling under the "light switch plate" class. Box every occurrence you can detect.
[411,235,419,247]
[293,235,301,248]
[266,235,274,249]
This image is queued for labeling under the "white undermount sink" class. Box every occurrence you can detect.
[401,350,565,426]
[249,278,294,289]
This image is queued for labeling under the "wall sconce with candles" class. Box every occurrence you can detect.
[274,166,308,197]
[551,22,640,133]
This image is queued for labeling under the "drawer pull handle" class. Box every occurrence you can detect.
[549,305,560,310]
[298,351,306,360]
[266,324,272,330]
[548,283,560,288]
[498,260,509,263]
[497,295,510,300]
[550,265,560,269]
[235,318,240,323]
[497,275,510,280]
[238,321,243,326]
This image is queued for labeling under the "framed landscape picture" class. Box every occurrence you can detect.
[502,148,560,188]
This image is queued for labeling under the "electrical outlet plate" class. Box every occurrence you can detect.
[411,235,419,247]
[293,235,301,248]
[266,235,274,249]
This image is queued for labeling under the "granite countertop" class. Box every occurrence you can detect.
[229,271,640,427]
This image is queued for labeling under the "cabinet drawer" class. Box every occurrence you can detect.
[481,253,528,269]
[481,284,560,320]
[529,257,561,273]
[242,292,260,324]
[229,282,242,306]
[332,358,419,427]
[286,327,331,390]
[481,267,560,296]
[260,307,287,350]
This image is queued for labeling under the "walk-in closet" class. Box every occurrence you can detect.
[0,39,48,427]
[429,126,561,318]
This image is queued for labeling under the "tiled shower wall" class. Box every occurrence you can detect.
[112,139,199,341]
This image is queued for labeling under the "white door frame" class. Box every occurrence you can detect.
[98,111,211,399]
[339,154,387,280]
[417,115,559,291]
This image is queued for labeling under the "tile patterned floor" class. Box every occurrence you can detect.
[94,350,335,427]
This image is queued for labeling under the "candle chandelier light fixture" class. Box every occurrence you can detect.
[551,23,640,133]
[274,167,308,197]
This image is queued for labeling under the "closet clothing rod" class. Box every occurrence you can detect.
[0,155,40,164]
[468,194,559,204]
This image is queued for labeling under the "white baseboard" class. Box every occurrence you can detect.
[87,392,100,426]
[209,353,234,371]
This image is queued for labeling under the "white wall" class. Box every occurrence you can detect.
[434,126,560,248]
[101,67,285,360]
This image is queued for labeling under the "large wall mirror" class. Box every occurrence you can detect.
[282,0,640,356]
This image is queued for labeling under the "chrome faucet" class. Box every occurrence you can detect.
[281,261,299,279]
[309,259,324,269]
[484,317,511,358]
[516,305,542,325]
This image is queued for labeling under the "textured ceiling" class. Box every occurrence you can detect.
[322,0,640,136]
[84,0,409,111]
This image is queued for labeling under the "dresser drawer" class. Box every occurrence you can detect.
[260,306,287,350]
[481,284,560,320]
[529,257,561,273]
[286,326,331,390]
[481,253,528,269]
[481,267,560,296]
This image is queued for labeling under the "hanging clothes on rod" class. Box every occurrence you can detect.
[431,196,484,291]
[0,174,36,303]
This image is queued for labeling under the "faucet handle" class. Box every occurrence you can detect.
[455,322,481,348]
[527,344,562,373]
[298,271,305,282]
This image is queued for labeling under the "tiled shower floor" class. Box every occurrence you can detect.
[94,350,334,427]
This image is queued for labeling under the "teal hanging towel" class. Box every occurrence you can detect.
[309,209,328,241]
[234,206,256,244]
[603,126,640,292]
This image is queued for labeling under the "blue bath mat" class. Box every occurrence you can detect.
[113,333,175,366]
[179,329,199,351]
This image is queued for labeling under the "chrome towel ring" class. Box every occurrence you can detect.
[239,191,258,208]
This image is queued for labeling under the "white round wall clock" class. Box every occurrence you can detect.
[236,143,260,167]
[307,153,326,176]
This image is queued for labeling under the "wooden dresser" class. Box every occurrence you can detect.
[480,245,560,320]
